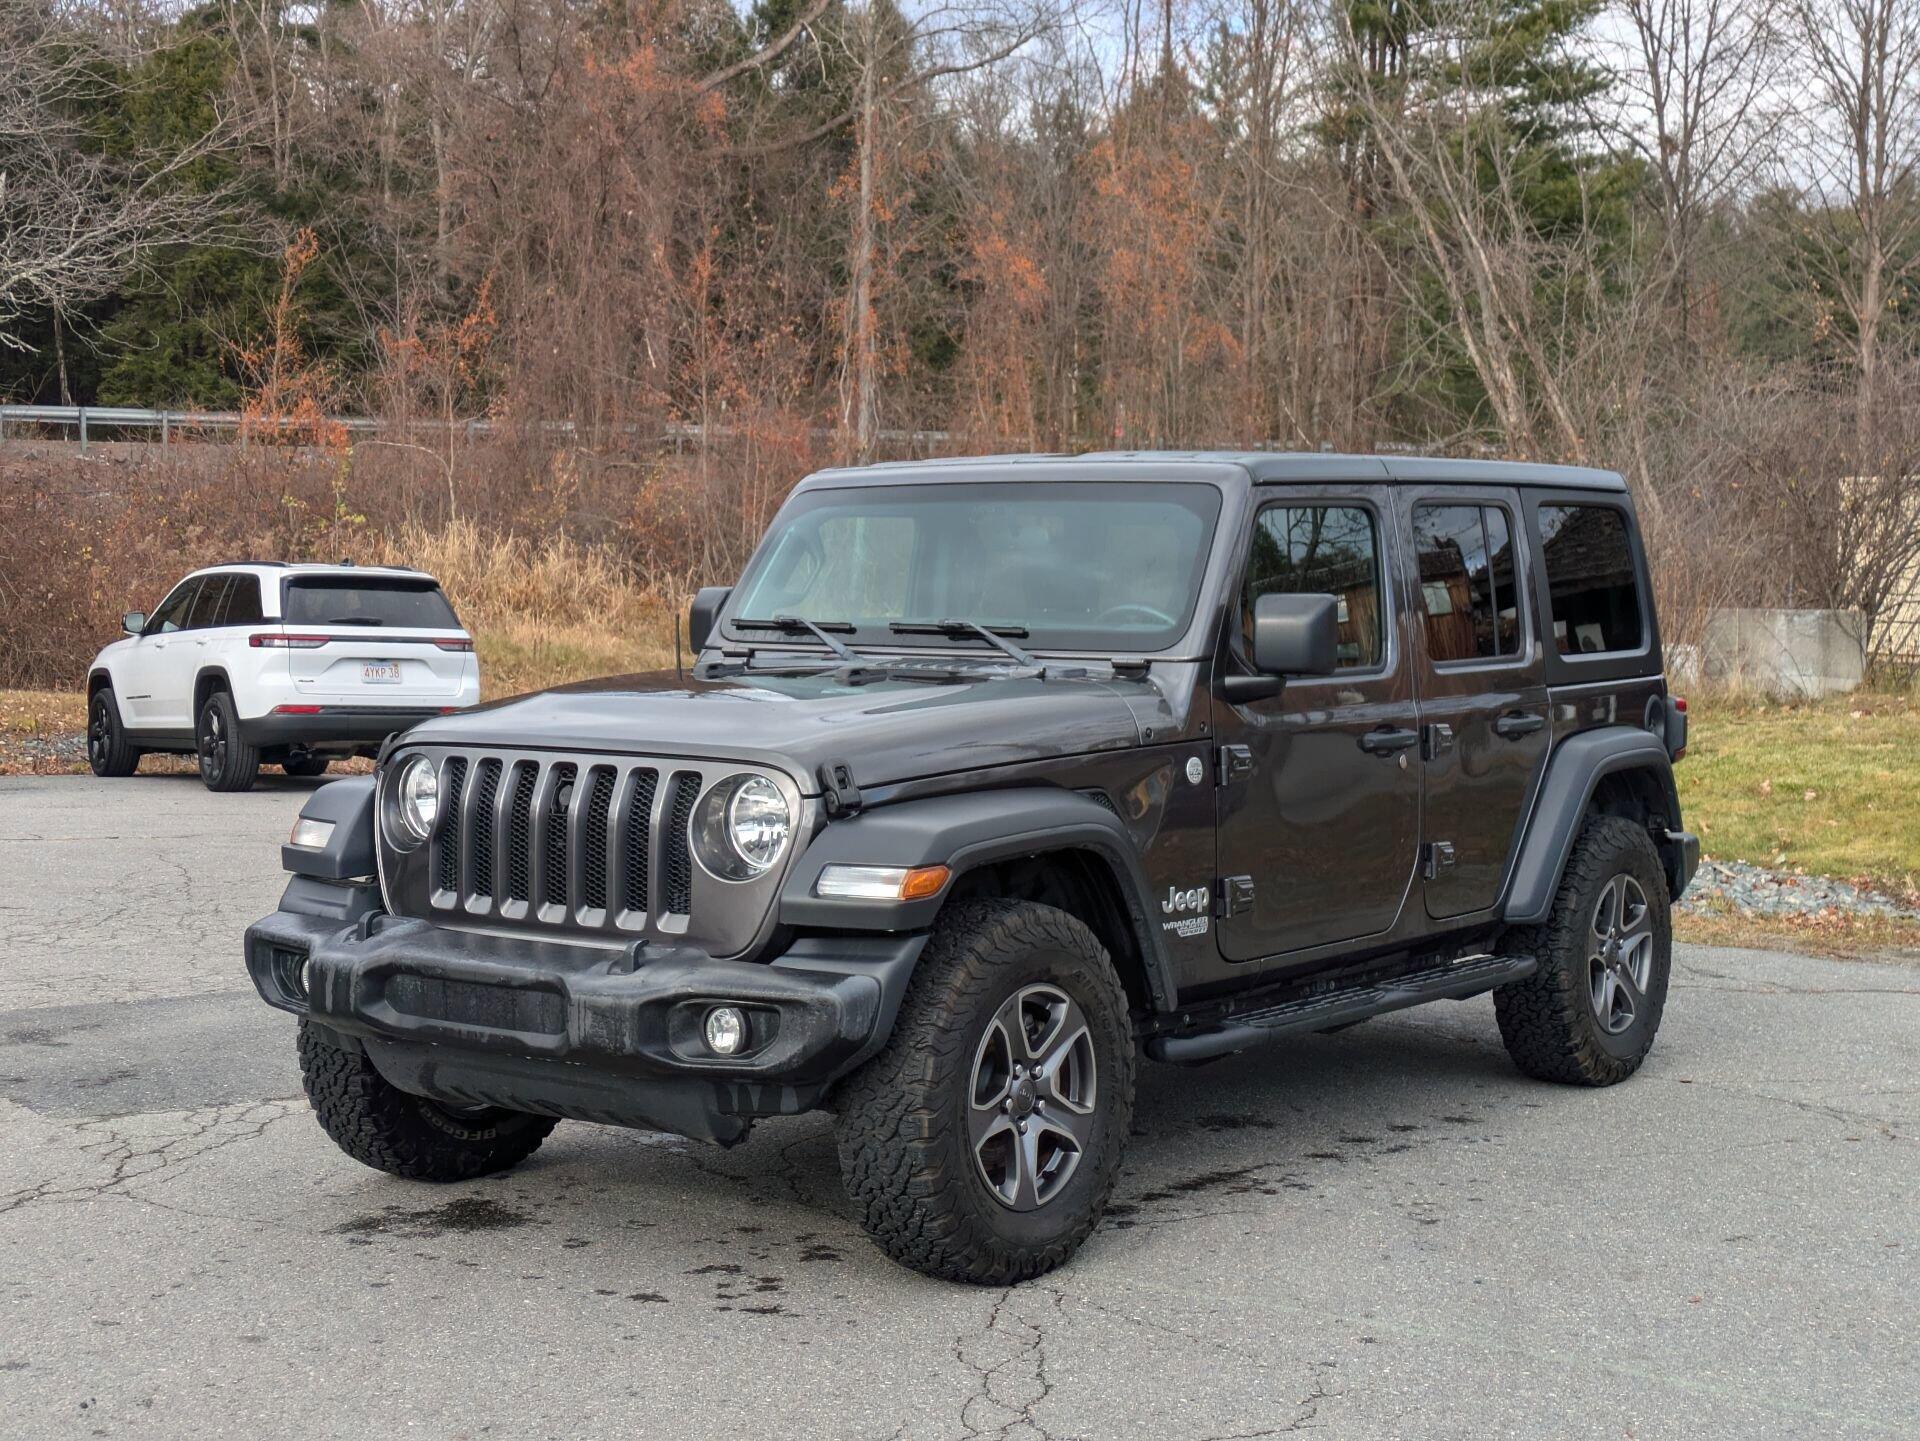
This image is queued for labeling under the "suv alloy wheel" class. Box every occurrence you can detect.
[196,689,261,792]
[835,898,1135,1284]
[1496,814,1672,1085]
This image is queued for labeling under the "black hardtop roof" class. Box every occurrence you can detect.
[802,450,1627,493]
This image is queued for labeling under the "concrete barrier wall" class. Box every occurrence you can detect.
[1695,608,1867,697]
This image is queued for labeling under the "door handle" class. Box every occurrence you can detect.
[1493,712,1546,739]
[1358,727,1420,756]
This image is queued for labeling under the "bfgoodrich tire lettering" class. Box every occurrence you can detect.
[1495,814,1672,1086]
[297,1021,558,1180]
[833,898,1136,1284]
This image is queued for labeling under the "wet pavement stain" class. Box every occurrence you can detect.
[1196,1113,1280,1132]
[329,1196,535,1240]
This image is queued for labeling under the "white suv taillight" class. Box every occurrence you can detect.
[250,633,331,649]
[433,637,474,651]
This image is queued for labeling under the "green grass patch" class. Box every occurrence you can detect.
[1676,692,1920,903]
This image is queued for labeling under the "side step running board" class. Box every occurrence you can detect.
[1145,953,1538,1065]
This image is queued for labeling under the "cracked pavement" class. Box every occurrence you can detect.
[2,774,1915,1440]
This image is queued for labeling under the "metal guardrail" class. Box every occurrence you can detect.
[0,404,953,452]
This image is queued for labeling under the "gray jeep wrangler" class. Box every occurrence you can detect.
[247,453,1696,1282]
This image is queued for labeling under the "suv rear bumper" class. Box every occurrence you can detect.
[238,706,453,751]
[245,908,926,1144]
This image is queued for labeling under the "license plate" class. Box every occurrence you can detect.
[361,661,402,685]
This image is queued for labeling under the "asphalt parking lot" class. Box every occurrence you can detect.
[2,774,1915,1440]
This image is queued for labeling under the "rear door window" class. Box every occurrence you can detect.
[186,575,233,630]
[1412,504,1522,663]
[284,577,460,629]
[217,575,265,626]
[1537,505,1644,655]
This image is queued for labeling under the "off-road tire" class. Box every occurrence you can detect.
[282,754,330,778]
[195,688,259,792]
[1495,814,1672,1086]
[833,898,1136,1285]
[297,1020,558,1181]
[87,688,140,777]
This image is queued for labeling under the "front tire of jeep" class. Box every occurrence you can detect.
[298,1021,558,1180]
[1495,814,1672,1086]
[834,898,1136,1284]
[195,689,259,792]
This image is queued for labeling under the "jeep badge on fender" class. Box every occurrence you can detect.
[246,452,1696,1284]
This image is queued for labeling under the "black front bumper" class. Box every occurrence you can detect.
[246,904,927,1144]
[238,706,451,751]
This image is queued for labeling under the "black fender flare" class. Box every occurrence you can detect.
[779,788,1178,1011]
[1503,728,1683,925]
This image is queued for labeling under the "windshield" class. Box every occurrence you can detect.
[728,481,1223,653]
[284,576,460,628]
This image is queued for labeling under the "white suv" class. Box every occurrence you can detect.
[85,562,480,791]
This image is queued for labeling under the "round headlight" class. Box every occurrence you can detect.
[691,773,793,881]
[396,755,439,843]
[728,777,791,873]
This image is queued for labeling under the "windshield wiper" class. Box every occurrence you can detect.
[325,617,383,626]
[733,615,869,667]
[889,619,1039,669]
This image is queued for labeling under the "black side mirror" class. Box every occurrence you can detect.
[122,611,147,635]
[688,586,731,653]
[1252,592,1340,676]
[1221,592,1340,702]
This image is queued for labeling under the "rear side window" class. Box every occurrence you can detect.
[285,577,460,629]
[1538,505,1644,655]
[1243,505,1383,670]
[186,576,233,630]
[1412,504,1521,662]
[218,575,265,626]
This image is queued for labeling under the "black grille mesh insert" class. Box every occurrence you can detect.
[543,763,576,908]
[663,773,700,915]
[505,763,536,902]
[582,768,615,910]
[435,757,468,892]
[621,769,659,913]
[469,759,502,897]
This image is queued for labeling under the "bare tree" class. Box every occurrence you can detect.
[1792,0,1920,455]
[0,4,240,355]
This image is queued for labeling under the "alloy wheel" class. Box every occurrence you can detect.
[87,698,109,769]
[967,983,1098,1211]
[198,704,225,781]
[1588,874,1654,1036]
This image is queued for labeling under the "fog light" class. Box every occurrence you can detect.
[704,1006,748,1056]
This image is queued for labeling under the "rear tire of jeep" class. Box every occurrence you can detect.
[87,689,141,777]
[833,898,1136,1285]
[297,1020,558,1181]
[1495,814,1672,1086]
[195,689,259,792]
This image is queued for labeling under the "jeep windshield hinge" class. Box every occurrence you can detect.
[819,759,863,817]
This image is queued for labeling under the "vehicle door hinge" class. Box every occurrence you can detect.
[1216,744,1254,784]
[1423,841,1456,879]
[1218,875,1256,917]
[1423,723,1455,761]
[818,759,863,817]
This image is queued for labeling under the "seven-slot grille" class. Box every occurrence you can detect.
[421,752,710,937]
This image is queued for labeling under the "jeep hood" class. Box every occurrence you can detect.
[399,666,1149,792]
